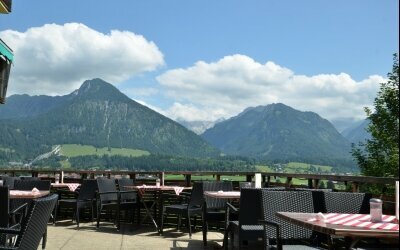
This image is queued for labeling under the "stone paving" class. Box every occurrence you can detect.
[42,220,226,250]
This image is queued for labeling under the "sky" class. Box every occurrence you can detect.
[0,0,398,131]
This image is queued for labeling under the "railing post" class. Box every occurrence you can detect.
[159,172,165,186]
[216,175,221,181]
[308,179,313,188]
[313,179,320,189]
[266,176,271,187]
[185,174,192,187]
[246,175,252,182]
[352,182,359,193]
[286,177,293,187]
[129,173,136,182]
[89,173,95,179]
[32,171,39,178]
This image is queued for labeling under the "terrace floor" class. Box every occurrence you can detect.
[42,220,228,250]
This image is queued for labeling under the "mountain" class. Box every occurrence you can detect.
[201,103,353,165]
[341,119,371,144]
[0,78,219,160]
[0,94,69,120]
[177,118,225,134]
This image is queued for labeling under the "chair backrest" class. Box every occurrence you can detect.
[0,186,9,227]
[14,194,58,250]
[288,188,332,213]
[239,188,261,226]
[77,179,98,201]
[14,180,51,191]
[324,192,371,214]
[97,178,118,203]
[260,190,314,240]
[188,182,204,208]
[116,178,136,202]
[2,176,20,189]
[203,181,233,210]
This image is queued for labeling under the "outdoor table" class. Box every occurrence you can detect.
[51,183,81,192]
[124,185,186,231]
[276,212,399,248]
[203,191,240,199]
[10,190,50,199]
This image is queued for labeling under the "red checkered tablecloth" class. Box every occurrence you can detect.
[51,183,80,192]
[308,213,399,231]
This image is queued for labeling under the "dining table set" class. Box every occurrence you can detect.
[1,177,399,249]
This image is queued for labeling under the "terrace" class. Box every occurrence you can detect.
[1,170,399,249]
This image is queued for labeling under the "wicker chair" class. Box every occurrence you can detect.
[54,179,98,228]
[13,180,51,191]
[0,194,58,250]
[260,190,319,250]
[202,181,233,246]
[96,178,138,230]
[0,186,29,246]
[224,188,263,249]
[2,177,20,189]
[323,192,371,214]
[160,182,204,238]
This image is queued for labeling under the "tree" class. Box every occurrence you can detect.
[352,54,399,177]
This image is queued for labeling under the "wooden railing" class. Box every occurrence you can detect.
[1,169,398,193]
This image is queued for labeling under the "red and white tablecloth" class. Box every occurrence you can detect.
[51,183,81,192]
[135,185,184,197]
[308,213,399,231]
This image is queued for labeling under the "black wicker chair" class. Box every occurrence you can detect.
[323,192,371,214]
[260,190,319,250]
[224,188,263,249]
[54,179,98,228]
[0,194,58,250]
[13,180,51,191]
[116,178,139,225]
[96,178,138,230]
[160,182,204,238]
[2,177,20,189]
[0,186,29,246]
[202,181,233,246]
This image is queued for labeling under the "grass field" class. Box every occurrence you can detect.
[285,162,332,173]
[60,144,150,158]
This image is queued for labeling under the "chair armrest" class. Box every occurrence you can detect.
[258,220,282,250]
[9,203,28,215]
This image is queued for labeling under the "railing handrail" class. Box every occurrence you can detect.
[0,169,398,185]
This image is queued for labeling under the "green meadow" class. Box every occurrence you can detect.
[60,144,150,158]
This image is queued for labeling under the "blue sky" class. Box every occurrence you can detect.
[0,0,398,131]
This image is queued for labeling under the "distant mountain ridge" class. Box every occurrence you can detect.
[341,119,371,144]
[0,79,219,160]
[202,103,354,166]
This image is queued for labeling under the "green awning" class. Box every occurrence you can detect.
[0,38,13,62]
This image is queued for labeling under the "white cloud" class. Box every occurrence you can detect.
[157,54,383,123]
[1,23,164,95]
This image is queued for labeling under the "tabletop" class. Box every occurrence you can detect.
[10,190,50,199]
[276,212,399,238]
[203,191,241,199]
